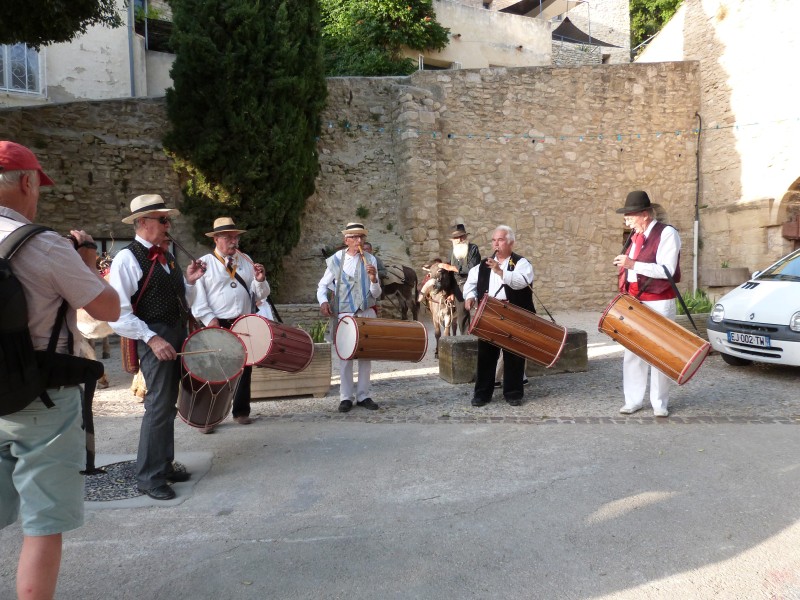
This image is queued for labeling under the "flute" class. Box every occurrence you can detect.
[167,234,206,271]
[357,244,368,269]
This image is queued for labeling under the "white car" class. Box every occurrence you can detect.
[707,248,800,366]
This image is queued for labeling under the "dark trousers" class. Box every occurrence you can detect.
[219,317,252,418]
[474,340,525,402]
[231,365,252,418]
[137,322,186,490]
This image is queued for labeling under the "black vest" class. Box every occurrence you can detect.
[128,241,186,326]
[476,252,535,312]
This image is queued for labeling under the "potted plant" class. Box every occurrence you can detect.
[702,260,751,288]
[250,320,332,400]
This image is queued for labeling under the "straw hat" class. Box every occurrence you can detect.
[122,194,180,224]
[205,217,248,237]
[341,222,368,237]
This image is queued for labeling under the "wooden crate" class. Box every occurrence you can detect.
[250,343,331,399]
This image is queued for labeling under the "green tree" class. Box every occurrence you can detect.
[0,0,122,48]
[321,0,450,76]
[630,0,683,54]
[164,0,327,290]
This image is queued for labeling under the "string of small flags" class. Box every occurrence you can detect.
[316,115,800,143]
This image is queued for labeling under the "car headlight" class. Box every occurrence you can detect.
[711,304,725,323]
[791,311,800,333]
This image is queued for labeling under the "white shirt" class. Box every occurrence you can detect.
[625,221,681,283]
[316,250,382,307]
[108,235,197,343]
[192,251,270,324]
[463,255,534,301]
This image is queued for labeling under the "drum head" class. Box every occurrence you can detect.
[182,327,246,383]
[231,314,274,366]
[334,316,358,361]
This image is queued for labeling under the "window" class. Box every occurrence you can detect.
[1,43,42,94]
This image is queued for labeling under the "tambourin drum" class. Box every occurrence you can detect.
[598,293,710,385]
[468,294,568,368]
[231,314,315,373]
[335,316,428,362]
[178,327,246,429]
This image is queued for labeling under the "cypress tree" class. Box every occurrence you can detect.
[164,0,327,290]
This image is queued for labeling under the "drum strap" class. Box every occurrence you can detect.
[662,265,698,332]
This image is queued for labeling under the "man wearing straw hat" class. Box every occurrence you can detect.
[191,217,270,432]
[317,222,382,412]
[108,194,206,501]
[612,190,682,418]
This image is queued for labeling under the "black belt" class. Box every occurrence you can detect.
[217,317,243,329]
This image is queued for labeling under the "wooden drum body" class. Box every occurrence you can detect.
[468,294,568,368]
[598,293,710,385]
[178,327,246,429]
[231,314,314,373]
[335,316,428,362]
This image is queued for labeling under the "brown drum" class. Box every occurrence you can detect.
[598,293,710,385]
[231,314,315,373]
[469,294,568,368]
[335,316,428,362]
[178,327,246,429]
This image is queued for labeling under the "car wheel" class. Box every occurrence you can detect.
[721,353,753,366]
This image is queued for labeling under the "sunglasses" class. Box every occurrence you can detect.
[142,216,172,225]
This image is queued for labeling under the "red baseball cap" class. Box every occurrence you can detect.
[0,141,55,186]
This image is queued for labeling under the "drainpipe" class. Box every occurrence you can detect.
[127,0,136,97]
[694,112,702,293]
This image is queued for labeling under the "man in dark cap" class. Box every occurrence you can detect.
[612,190,682,418]
[449,224,481,334]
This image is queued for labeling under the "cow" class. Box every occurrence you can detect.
[380,264,420,321]
[419,262,463,358]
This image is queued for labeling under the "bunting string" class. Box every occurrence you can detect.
[316,115,800,143]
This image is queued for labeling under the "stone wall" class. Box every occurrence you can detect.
[0,98,207,260]
[551,41,602,67]
[287,63,700,311]
[2,62,700,312]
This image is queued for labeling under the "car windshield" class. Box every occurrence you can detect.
[756,249,800,281]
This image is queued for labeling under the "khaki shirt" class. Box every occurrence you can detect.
[0,208,107,353]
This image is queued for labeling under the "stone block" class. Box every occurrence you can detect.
[526,328,588,377]
[438,329,589,384]
[438,335,478,384]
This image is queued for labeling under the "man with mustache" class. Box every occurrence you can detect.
[192,217,270,432]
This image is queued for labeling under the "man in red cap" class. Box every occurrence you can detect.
[0,141,120,599]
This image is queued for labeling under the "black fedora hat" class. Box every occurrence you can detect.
[616,190,652,214]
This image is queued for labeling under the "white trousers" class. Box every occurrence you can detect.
[337,308,375,402]
[622,298,676,412]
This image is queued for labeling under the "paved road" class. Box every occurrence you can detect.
[2,312,800,599]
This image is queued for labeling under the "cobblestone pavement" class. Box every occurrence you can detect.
[92,310,800,424]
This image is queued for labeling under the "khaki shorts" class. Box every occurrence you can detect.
[0,387,85,536]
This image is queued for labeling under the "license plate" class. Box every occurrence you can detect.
[727,331,771,348]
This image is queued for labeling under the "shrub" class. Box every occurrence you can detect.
[677,288,714,315]
[301,320,329,343]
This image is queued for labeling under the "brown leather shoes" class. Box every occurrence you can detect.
[234,416,253,425]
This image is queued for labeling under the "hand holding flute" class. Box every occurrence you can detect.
[358,245,378,283]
